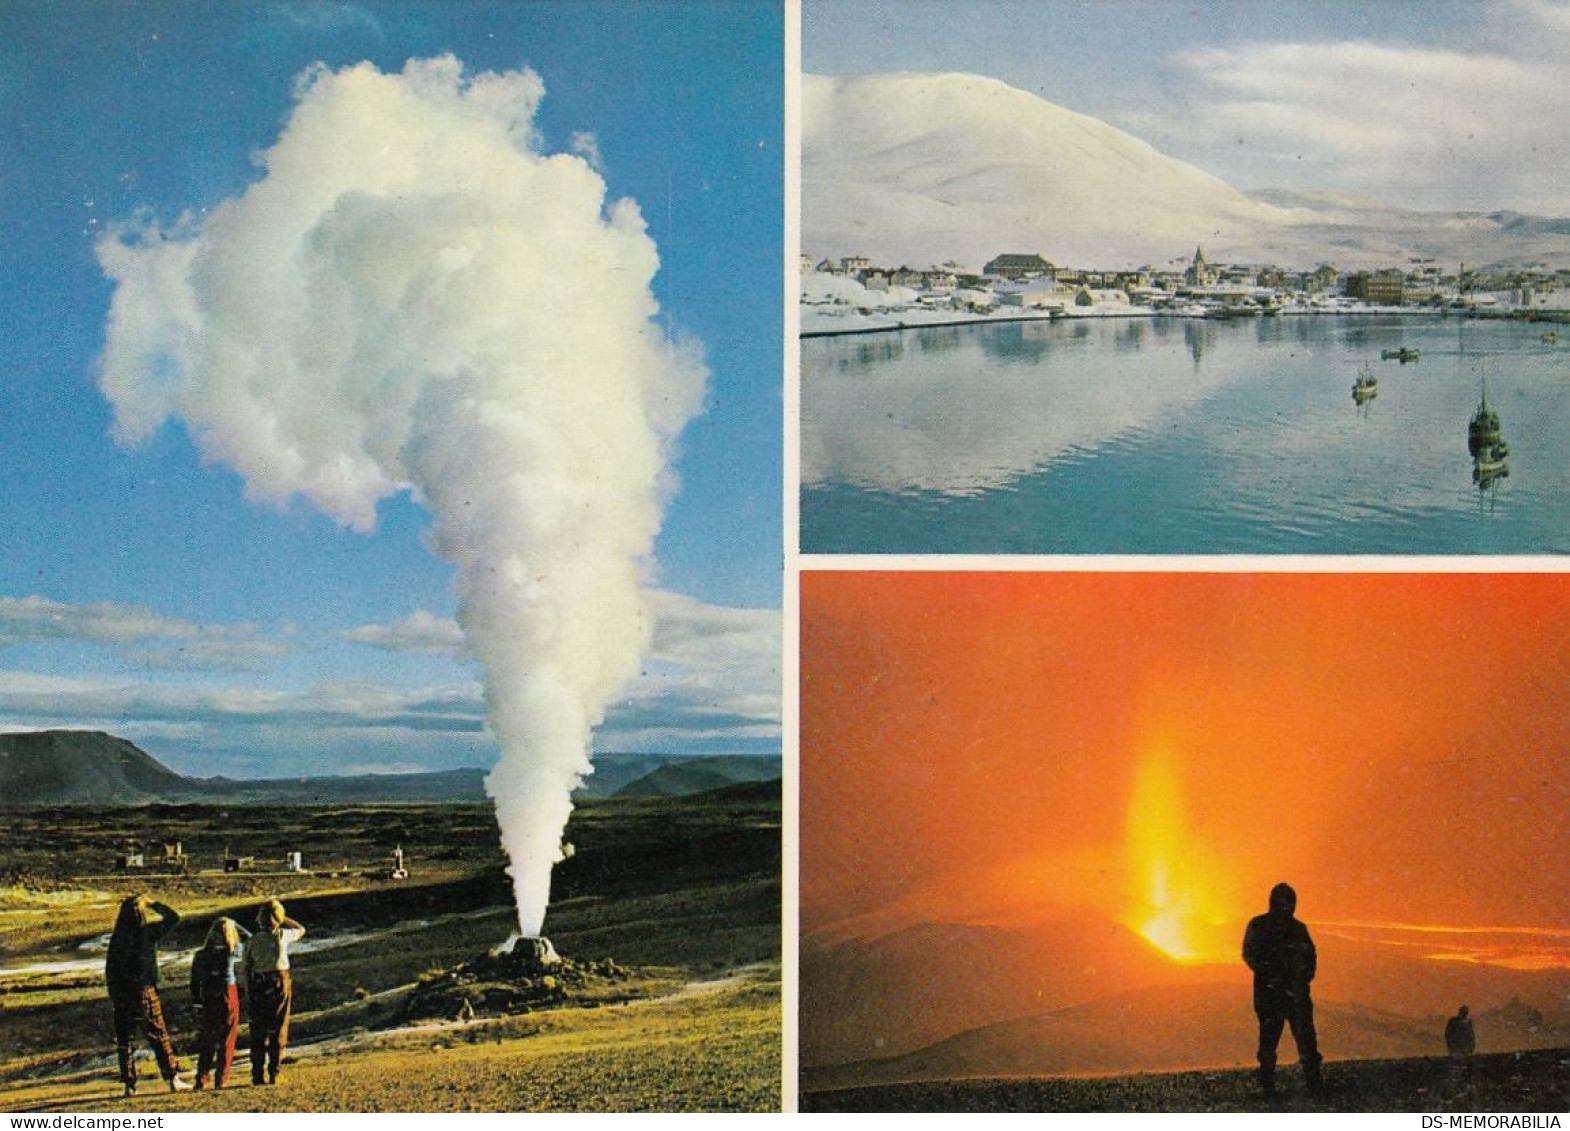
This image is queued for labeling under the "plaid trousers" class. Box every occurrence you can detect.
[111,985,180,1084]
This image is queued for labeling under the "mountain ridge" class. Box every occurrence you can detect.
[0,730,779,806]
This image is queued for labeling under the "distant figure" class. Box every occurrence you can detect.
[1445,1005,1476,1058]
[1242,882,1323,1095]
[190,916,251,1090]
[105,894,190,1096]
[242,899,305,1086]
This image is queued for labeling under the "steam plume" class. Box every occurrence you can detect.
[95,56,707,936]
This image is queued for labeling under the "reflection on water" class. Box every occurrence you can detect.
[978,320,1055,364]
[800,316,1570,554]
[916,325,964,355]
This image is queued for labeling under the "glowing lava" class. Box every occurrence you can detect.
[1122,748,1235,963]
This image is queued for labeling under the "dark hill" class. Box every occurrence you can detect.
[0,731,780,806]
[804,981,1483,1093]
[691,778,782,805]
[613,754,784,799]
[802,1046,1570,1113]
[803,912,1570,1098]
[0,730,193,804]
[801,916,1197,1070]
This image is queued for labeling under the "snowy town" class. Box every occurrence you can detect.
[801,247,1570,336]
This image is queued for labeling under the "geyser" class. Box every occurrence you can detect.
[492,934,562,971]
[94,56,706,937]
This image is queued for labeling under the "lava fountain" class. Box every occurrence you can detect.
[1122,748,1237,963]
[95,57,706,941]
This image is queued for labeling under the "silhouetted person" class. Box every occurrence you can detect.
[105,894,191,1096]
[1445,1005,1476,1058]
[1242,882,1323,1095]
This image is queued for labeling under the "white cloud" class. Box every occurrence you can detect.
[0,595,199,644]
[0,595,292,670]
[335,761,436,776]
[646,590,780,668]
[0,590,781,771]
[0,669,482,732]
[570,130,604,174]
[268,2,383,37]
[1507,0,1570,38]
[338,609,465,656]
[1164,6,1570,212]
[341,591,782,716]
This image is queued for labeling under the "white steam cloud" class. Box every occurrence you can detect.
[95,56,707,937]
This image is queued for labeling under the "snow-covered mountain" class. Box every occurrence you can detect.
[803,72,1570,271]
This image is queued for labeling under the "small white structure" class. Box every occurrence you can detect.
[998,281,1069,309]
[283,851,303,872]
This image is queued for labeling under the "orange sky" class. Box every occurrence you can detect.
[801,572,1570,951]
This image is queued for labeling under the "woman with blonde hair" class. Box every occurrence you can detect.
[105,894,190,1096]
[241,898,304,1086]
[189,916,250,1089]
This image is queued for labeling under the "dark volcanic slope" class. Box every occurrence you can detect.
[802,1046,1570,1113]
[0,730,192,805]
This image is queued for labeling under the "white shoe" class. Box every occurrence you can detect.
[169,1075,192,1093]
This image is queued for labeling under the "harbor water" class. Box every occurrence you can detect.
[800,315,1570,555]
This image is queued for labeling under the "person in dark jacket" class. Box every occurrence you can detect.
[1445,1005,1476,1058]
[1241,882,1323,1095]
[190,916,251,1089]
[105,894,190,1096]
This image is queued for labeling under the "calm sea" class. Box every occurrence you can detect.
[800,315,1570,555]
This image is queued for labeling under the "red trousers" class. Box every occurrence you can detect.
[110,985,180,1085]
[194,984,240,1087]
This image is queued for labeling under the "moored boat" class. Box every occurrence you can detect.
[1468,386,1503,460]
[1468,375,1510,489]
[1352,367,1378,406]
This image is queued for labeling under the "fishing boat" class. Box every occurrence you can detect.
[1352,367,1378,405]
[1468,378,1510,488]
[1542,330,1560,345]
[1381,346,1421,362]
[1467,381,1505,460]
[1473,445,1510,488]
[1459,315,1509,489]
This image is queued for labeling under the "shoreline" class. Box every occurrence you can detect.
[800,304,1570,340]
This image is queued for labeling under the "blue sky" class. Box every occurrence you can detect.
[0,1,781,778]
[805,0,1570,214]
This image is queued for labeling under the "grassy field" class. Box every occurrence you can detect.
[0,786,781,1112]
[3,965,780,1113]
[800,1047,1570,1113]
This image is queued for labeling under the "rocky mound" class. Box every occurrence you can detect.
[402,943,634,1023]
